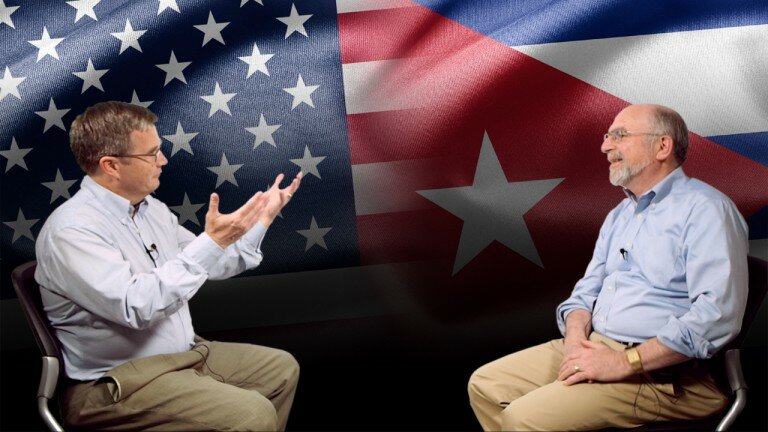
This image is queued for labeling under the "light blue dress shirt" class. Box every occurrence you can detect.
[35,176,267,380]
[556,167,748,359]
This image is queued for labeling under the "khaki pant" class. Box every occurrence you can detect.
[62,340,299,431]
[468,333,727,431]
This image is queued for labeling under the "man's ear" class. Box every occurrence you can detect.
[98,156,121,179]
[656,136,674,161]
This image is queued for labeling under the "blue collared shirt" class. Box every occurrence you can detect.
[35,176,267,380]
[556,167,748,359]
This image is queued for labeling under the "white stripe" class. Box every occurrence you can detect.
[342,59,429,115]
[514,24,768,136]
[353,159,437,215]
[336,0,414,14]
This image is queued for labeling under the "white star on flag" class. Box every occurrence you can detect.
[194,11,229,46]
[129,90,153,108]
[169,193,205,226]
[238,42,274,78]
[111,19,147,54]
[66,0,101,23]
[289,146,325,179]
[246,113,281,148]
[1,137,32,172]
[41,169,78,203]
[0,66,25,101]
[156,51,191,85]
[200,82,236,117]
[35,98,71,133]
[283,74,318,109]
[162,122,198,156]
[207,153,243,188]
[297,217,332,251]
[0,0,20,28]
[73,58,109,93]
[241,0,263,7]
[157,0,179,15]
[276,3,312,39]
[3,209,39,243]
[418,132,564,275]
[28,27,65,62]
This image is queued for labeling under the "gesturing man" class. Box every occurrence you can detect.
[468,104,748,430]
[35,101,302,431]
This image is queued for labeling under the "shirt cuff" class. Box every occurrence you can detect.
[239,222,267,251]
[181,233,226,272]
[656,316,712,359]
[556,307,576,336]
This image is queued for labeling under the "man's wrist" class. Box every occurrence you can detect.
[626,347,644,374]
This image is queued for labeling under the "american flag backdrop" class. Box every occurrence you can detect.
[1,0,767,333]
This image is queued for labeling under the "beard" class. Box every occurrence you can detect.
[608,151,654,187]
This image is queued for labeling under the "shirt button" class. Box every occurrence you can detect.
[636,214,643,219]
[608,285,614,290]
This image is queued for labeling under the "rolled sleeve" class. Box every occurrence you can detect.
[655,199,748,358]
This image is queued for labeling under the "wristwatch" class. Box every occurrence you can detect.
[626,347,644,374]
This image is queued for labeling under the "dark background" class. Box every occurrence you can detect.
[2,299,766,431]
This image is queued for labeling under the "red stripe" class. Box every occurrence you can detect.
[338,6,485,64]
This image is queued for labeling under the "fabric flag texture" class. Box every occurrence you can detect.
[1,0,767,326]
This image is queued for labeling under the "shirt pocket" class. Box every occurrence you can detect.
[636,237,682,288]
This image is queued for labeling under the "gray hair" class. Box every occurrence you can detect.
[650,105,689,164]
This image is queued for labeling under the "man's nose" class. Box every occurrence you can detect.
[601,136,614,154]
[158,149,169,166]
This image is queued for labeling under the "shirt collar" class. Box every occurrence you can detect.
[623,166,686,204]
[80,176,146,220]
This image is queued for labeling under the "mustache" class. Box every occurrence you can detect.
[607,152,623,163]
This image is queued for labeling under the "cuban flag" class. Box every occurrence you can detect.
[1,0,766,335]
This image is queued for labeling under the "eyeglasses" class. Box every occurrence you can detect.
[109,148,163,163]
[603,130,663,142]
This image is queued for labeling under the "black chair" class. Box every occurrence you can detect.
[623,256,768,431]
[714,256,768,431]
[11,261,64,432]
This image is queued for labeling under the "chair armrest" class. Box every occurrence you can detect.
[716,349,748,432]
[38,356,64,431]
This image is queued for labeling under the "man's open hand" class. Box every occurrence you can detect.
[259,172,302,228]
[205,191,268,248]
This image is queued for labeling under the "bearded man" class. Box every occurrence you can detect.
[467,104,748,431]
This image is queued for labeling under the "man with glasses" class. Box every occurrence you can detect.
[468,104,748,430]
[35,101,302,430]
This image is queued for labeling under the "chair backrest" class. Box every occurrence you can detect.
[730,256,767,350]
[10,261,64,372]
[12,261,67,431]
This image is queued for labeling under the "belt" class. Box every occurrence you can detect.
[64,376,95,387]
[615,340,639,348]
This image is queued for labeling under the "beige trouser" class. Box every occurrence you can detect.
[468,333,727,431]
[62,340,299,431]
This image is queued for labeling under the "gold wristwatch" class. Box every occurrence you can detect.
[626,347,644,374]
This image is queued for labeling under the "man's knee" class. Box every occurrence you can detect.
[275,349,300,386]
[468,366,488,401]
[239,397,279,431]
[210,387,280,431]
